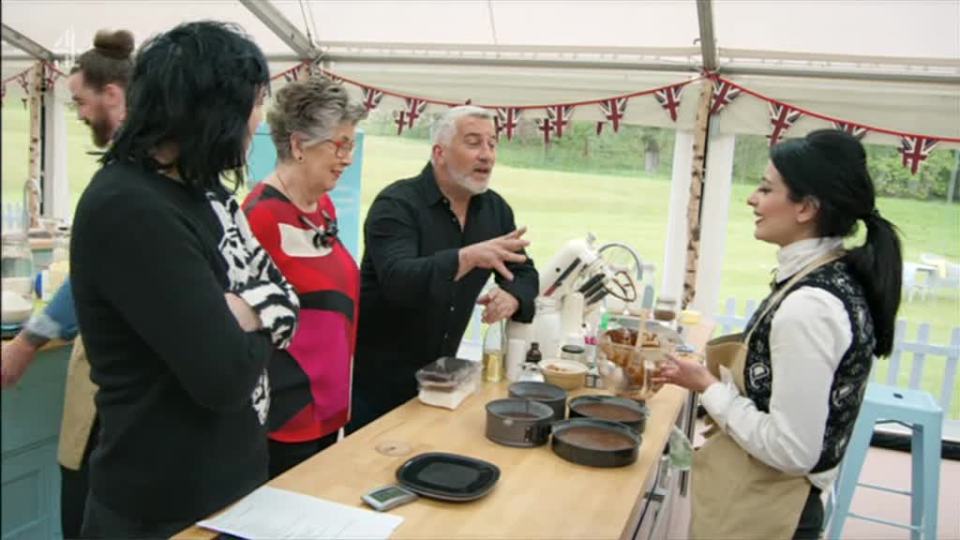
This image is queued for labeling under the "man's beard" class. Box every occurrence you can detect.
[447,163,490,195]
[88,116,112,148]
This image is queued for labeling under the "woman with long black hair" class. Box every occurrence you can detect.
[70,21,298,537]
[656,129,903,539]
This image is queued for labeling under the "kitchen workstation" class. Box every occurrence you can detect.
[173,235,712,540]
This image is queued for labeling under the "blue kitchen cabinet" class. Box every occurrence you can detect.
[2,345,70,540]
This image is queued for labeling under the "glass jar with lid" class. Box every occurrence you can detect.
[653,296,678,325]
[560,344,587,367]
[2,233,36,302]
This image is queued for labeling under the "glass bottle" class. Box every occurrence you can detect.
[482,320,505,383]
[518,342,544,382]
[534,297,562,358]
[47,225,71,297]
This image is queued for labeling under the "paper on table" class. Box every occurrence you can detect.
[197,486,403,539]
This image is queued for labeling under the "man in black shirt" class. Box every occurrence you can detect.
[349,106,538,431]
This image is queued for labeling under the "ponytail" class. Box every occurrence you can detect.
[845,210,902,357]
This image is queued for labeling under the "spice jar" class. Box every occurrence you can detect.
[561,344,587,367]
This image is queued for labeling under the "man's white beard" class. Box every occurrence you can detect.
[448,163,489,195]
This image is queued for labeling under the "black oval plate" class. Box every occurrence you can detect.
[395,452,501,502]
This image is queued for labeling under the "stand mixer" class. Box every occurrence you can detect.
[507,234,647,361]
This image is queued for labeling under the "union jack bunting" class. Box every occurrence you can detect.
[404,98,427,128]
[495,107,521,140]
[16,73,29,95]
[282,65,303,83]
[767,103,803,146]
[317,65,343,83]
[536,105,574,143]
[898,136,938,175]
[42,63,60,91]
[394,110,408,135]
[361,87,384,111]
[832,121,868,140]
[596,97,628,135]
[709,79,741,116]
[654,84,685,122]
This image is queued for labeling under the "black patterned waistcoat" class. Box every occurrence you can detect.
[743,260,876,473]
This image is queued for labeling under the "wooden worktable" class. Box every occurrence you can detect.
[176,323,712,540]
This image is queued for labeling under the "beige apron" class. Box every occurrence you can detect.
[57,337,98,470]
[690,253,841,540]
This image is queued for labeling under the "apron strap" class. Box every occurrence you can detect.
[743,250,844,345]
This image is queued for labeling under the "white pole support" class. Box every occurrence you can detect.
[661,130,694,302]
[692,128,736,317]
[42,80,70,222]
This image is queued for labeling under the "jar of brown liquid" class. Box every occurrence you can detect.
[653,296,678,323]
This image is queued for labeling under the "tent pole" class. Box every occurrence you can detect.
[696,0,718,72]
[681,78,715,311]
[661,131,694,304]
[1,23,55,61]
[949,151,960,204]
[26,61,44,230]
[238,0,319,60]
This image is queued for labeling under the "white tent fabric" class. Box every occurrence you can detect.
[3,0,959,145]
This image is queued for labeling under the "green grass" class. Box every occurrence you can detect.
[3,103,958,417]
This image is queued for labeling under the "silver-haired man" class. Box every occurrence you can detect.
[349,105,539,431]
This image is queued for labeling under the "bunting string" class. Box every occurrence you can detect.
[3,58,957,176]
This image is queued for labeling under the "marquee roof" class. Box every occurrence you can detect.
[2,0,958,144]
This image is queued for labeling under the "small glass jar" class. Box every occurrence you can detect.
[560,344,587,367]
[2,233,36,302]
[653,296,678,325]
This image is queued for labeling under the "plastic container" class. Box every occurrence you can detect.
[416,357,481,410]
[533,297,562,358]
[595,315,677,401]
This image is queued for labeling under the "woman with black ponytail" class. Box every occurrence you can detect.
[657,129,902,539]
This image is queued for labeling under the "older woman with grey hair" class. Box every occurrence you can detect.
[242,75,367,478]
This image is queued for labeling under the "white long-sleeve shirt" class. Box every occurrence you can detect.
[701,237,851,490]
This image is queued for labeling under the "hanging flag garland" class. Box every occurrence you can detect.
[537,105,574,143]
[404,98,427,128]
[283,66,302,83]
[361,87,384,111]
[898,136,938,175]
[394,98,427,134]
[495,107,521,140]
[767,103,803,146]
[709,79,741,116]
[4,57,957,174]
[393,110,409,135]
[833,121,868,140]
[653,84,685,122]
[596,97,628,135]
